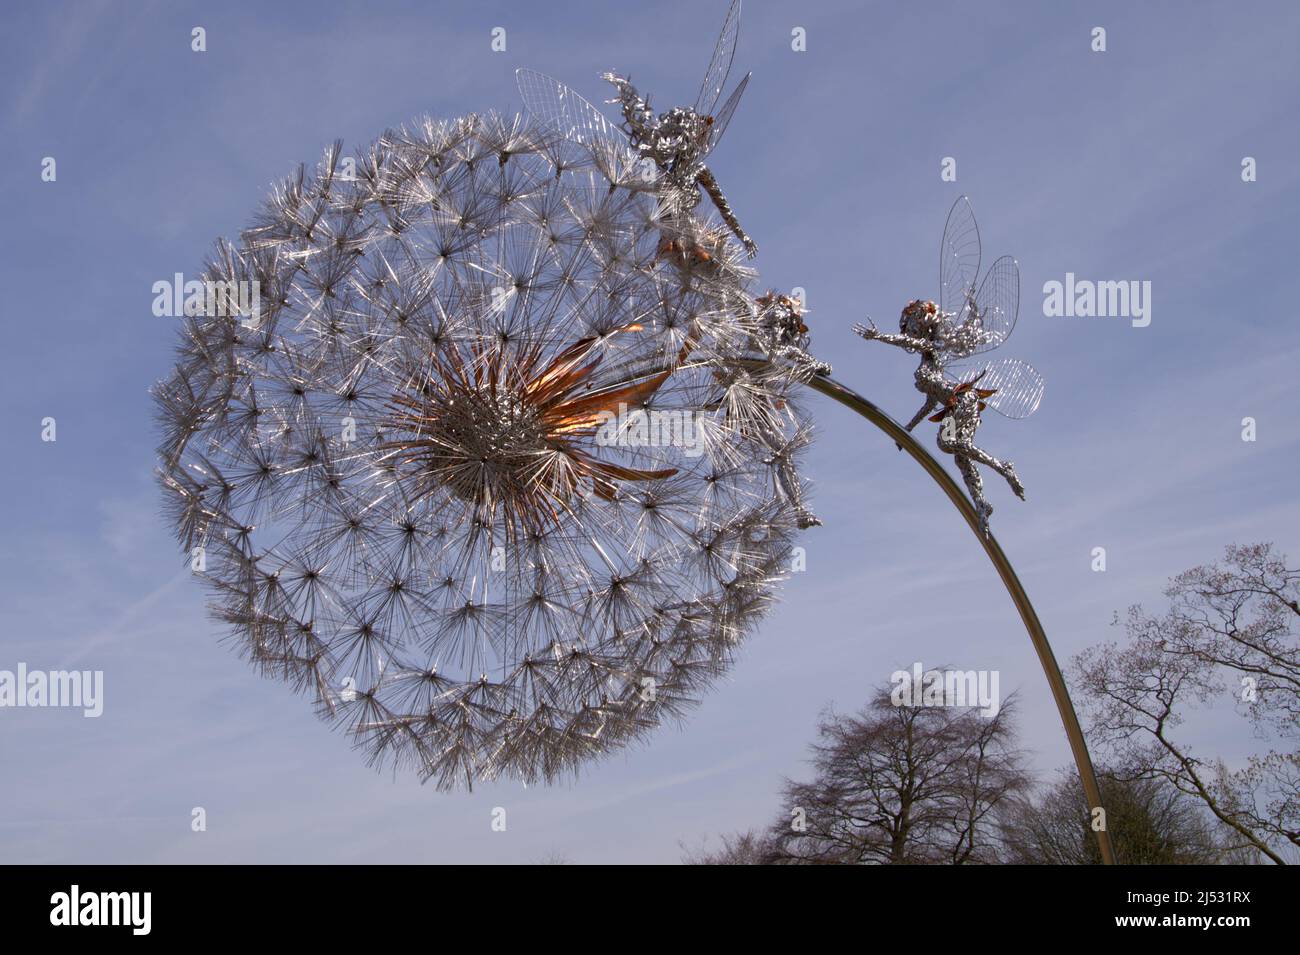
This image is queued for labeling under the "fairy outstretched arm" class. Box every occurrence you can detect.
[853,320,931,353]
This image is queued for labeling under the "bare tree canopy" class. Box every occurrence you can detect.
[998,768,1257,864]
[681,830,778,866]
[1072,543,1300,864]
[687,683,1029,864]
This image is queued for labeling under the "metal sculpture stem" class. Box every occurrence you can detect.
[787,367,1117,865]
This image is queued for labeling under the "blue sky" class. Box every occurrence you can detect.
[1,0,1297,863]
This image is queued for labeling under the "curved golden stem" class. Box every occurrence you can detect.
[790,368,1117,865]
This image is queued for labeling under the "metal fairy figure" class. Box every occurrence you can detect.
[751,291,825,528]
[854,196,1044,535]
[516,0,758,257]
[754,291,831,379]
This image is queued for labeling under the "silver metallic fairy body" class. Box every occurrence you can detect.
[855,197,1044,534]
[754,291,831,378]
[517,0,757,256]
[750,291,827,529]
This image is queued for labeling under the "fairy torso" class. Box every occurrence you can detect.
[914,350,950,402]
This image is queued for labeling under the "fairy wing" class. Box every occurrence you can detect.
[705,72,750,153]
[695,0,743,116]
[954,254,1019,356]
[939,195,981,320]
[516,69,621,148]
[945,357,1044,419]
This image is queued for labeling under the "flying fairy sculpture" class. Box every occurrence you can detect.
[517,0,822,528]
[517,0,757,257]
[854,196,1044,534]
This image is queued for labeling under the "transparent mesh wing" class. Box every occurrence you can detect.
[706,72,749,153]
[516,69,619,148]
[959,254,1019,356]
[695,0,743,115]
[939,195,981,320]
[946,357,1044,419]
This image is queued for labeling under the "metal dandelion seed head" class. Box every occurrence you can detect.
[154,112,815,788]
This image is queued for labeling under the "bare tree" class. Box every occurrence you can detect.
[998,768,1258,864]
[681,830,780,865]
[532,850,572,865]
[695,686,1029,864]
[1072,543,1300,863]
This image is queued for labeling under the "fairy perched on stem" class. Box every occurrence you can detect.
[855,196,1043,535]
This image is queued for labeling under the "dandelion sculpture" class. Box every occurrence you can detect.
[154,113,816,789]
[155,0,1115,863]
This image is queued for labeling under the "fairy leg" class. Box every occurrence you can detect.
[778,461,820,529]
[698,167,757,258]
[953,453,994,534]
[763,429,820,529]
[956,444,1025,500]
